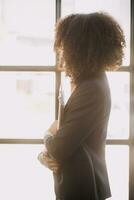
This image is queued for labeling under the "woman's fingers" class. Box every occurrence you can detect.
[38,151,60,173]
[43,152,59,164]
[48,165,59,173]
[42,152,60,172]
[45,158,60,169]
[46,162,60,173]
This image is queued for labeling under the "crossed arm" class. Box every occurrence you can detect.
[38,82,103,173]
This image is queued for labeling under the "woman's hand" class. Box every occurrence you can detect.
[38,151,60,173]
[38,121,59,173]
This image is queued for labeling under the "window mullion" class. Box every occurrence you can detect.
[129,0,134,199]
[0,66,56,72]
[55,0,61,120]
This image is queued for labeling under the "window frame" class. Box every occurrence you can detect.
[0,0,133,199]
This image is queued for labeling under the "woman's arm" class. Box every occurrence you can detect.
[44,82,104,162]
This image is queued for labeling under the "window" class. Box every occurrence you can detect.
[0,72,55,138]
[0,0,56,65]
[0,1,133,200]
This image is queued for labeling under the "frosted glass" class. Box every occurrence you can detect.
[106,72,129,139]
[0,72,55,138]
[0,0,55,65]
[0,144,55,200]
[106,146,129,200]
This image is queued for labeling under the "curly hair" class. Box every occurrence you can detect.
[54,12,126,83]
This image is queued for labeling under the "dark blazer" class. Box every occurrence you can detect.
[44,72,111,200]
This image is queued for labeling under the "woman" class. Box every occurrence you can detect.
[40,12,125,200]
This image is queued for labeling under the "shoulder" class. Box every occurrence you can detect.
[76,72,108,96]
[64,72,110,111]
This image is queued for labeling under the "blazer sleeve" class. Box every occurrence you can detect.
[44,82,104,162]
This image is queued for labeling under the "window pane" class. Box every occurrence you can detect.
[62,0,130,66]
[0,144,55,200]
[0,72,55,138]
[106,146,129,200]
[61,72,72,105]
[0,0,55,66]
[106,72,129,139]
